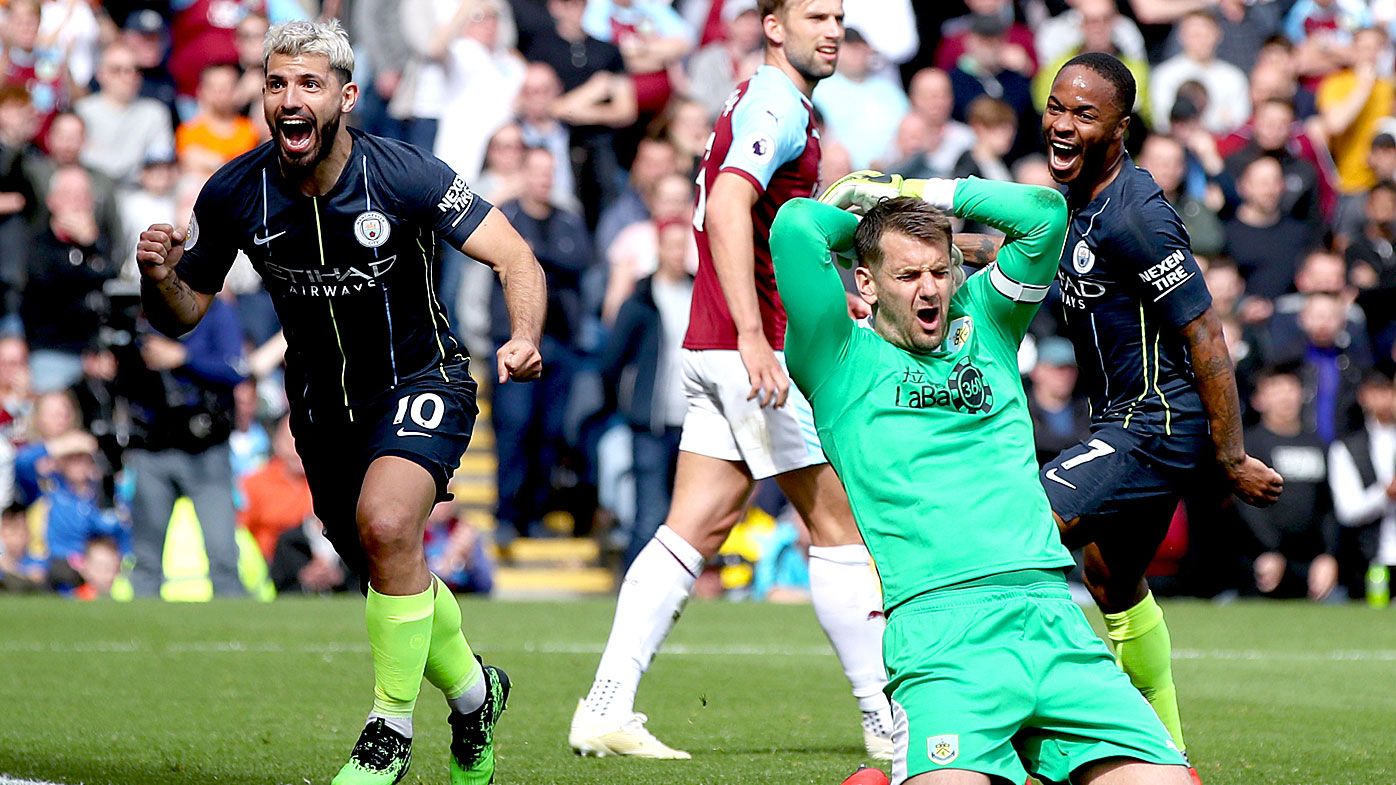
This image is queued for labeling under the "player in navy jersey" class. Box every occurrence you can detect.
[135,20,545,785]
[1036,53,1283,781]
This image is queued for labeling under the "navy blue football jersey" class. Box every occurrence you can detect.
[176,128,493,424]
[1058,155,1212,436]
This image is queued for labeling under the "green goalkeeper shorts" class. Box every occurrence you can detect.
[883,569,1186,785]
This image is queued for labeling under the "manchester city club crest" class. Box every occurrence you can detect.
[1072,239,1095,273]
[354,210,391,248]
[184,211,199,250]
[949,357,993,414]
[927,734,959,765]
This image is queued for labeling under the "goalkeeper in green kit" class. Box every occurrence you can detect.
[771,173,1190,785]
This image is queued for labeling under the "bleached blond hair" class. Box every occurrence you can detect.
[263,19,355,85]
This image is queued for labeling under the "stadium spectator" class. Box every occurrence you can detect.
[121,10,180,123]
[125,296,246,598]
[893,67,973,179]
[1347,180,1396,291]
[0,0,69,135]
[1223,155,1320,300]
[1268,250,1370,357]
[838,0,917,78]
[268,514,353,594]
[683,0,762,120]
[948,13,1036,160]
[583,0,695,118]
[1032,0,1151,119]
[491,146,590,543]
[27,111,125,257]
[1151,10,1251,134]
[1317,26,1392,224]
[72,535,122,600]
[75,41,175,185]
[593,136,676,261]
[432,0,526,183]
[516,63,576,206]
[1329,369,1396,598]
[239,414,313,563]
[0,502,45,591]
[526,0,636,227]
[1140,134,1224,256]
[650,97,709,179]
[0,335,31,431]
[0,93,29,332]
[1285,0,1371,87]
[1241,364,1339,600]
[176,63,260,176]
[1158,1,1282,74]
[602,171,693,322]
[1037,0,1147,67]
[935,0,1036,78]
[1273,292,1369,443]
[69,345,126,495]
[597,218,691,569]
[424,501,494,593]
[230,12,270,119]
[23,165,116,393]
[952,95,1016,183]
[1027,336,1089,468]
[167,0,269,118]
[14,388,81,505]
[1224,99,1325,225]
[39,430,126,591]
[117,152,179,280]
[813,27,907,171]
[349,0,409,140]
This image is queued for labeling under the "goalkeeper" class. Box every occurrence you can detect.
[772,173,1190,785]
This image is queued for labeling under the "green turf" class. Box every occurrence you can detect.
[1,597,1393,785]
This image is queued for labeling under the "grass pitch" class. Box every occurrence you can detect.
[1,597,1393,785]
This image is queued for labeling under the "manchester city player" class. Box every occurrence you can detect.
[1039,53,1283,778]
[776,172,1191,785]
[135,20,546,785]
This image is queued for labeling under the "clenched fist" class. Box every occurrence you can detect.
[135,223,187,283]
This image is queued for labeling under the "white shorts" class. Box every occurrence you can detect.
[677,349,827,480]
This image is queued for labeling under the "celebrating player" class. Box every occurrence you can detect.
[1034,53,1283,778]
[135,20,546,785]
[570,0,895,761]
[776,171,1192,785]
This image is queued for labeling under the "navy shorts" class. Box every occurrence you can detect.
[290,361,479,577]
[1040,424,1210,524]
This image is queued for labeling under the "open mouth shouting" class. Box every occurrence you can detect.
[277,115,316,158]
[915,303,941,334]
[1047,138,1084,180]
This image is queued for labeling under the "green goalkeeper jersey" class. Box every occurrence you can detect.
[771,178,1074,611]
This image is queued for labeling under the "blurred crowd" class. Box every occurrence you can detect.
[0,0,1394,604]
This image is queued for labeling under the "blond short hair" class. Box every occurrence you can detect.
[263,19,355,84]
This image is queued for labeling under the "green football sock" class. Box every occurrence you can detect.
[366,583,435,718]
[424,574,485,711]
[1103,591,1186,754]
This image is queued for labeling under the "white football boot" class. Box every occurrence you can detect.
[569,699,691,759]
[862,707,894,761]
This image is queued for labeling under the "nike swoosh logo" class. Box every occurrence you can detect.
[1045,469,1077,490]
[253,231,287,246]
[396,428,433,438]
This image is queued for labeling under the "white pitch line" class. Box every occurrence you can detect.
[1,775,76,785]
[2,641,1396,662]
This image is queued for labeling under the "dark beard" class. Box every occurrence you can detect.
[279,110,342,174]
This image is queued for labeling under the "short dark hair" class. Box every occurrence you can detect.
[1360,368,1393,389]
[758,0,789,19]
[854,197,952,269]
[1255,361,1303,386]
[1060,52,1136,118]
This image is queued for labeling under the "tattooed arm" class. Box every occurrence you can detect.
[1180,307,1284,506]
[136,224,215,338]
[955,233,1003,267]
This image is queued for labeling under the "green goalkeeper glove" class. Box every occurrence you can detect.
[818,170,921,215]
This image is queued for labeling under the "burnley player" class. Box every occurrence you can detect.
[136,20,546,785]
[570,0,894,761]
[1038,53,1283,773]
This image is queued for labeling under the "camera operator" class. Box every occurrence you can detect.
[123,291,247,598]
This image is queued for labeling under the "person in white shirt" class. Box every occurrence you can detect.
[1328,369,1396,594]
[1151,10,1251,133]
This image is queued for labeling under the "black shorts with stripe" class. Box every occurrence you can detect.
[289,359,479,580]
[1040,424,1210,525]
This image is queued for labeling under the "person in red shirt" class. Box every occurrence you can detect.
[239,415,312,563]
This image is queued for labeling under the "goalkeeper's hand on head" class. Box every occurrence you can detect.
[818,170,920,215]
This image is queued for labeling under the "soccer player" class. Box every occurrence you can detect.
[775,171,1192,785]
[1033,53,1283,776]
[569,0,895,761]
[135,20,546,785]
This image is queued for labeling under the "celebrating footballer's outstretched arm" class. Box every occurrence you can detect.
[136,19,542,785]
[772,172,1192,785]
